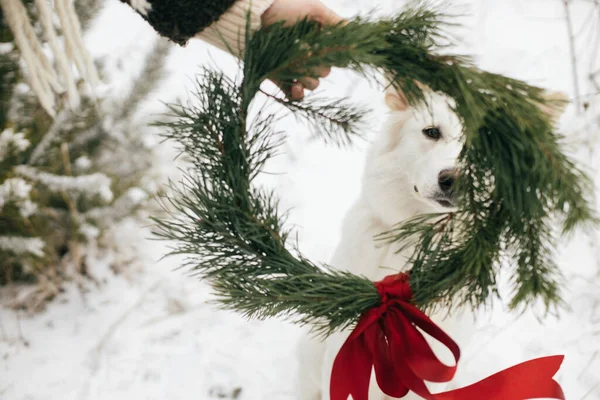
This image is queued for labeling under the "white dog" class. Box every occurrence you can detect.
[296,86,474,400]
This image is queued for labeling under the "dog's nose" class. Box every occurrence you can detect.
[438,169,459,193]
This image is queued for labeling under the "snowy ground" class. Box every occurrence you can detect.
[2,1,600,399]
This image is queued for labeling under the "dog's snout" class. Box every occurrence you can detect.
[438,169,459,193]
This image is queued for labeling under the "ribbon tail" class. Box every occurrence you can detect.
[370,319,409,398]
[330,333,374,400]
[434,355,565,400]
[391,309,458,383]
[397,302,461,364]
[383,312,437,400]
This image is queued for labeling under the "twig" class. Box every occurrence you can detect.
[461,319,515,365]
[578,350,598,381]
[582,382,600,399]
[569,90,600,100]
[0,311,7,341]
[28,109,71,165]
[78,279,162,400]
[60,146,80,222]
[563,0,582,113]
[87,279,161,372]
[15,309,28,346]
[60,142,82,273]
[589,1,600,83]
[140,302,206,327]
[591,69,600,91]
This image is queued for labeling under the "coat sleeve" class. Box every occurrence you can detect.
[120,0,275,55]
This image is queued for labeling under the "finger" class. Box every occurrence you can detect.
[313,66,331,78]
[290,82,305,100]
[269,79,304,101]
[298,77,320,91]
[270,78,292,97]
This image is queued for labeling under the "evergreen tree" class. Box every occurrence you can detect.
[0,1,170,308]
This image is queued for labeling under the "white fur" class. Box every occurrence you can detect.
[296,89,474,400]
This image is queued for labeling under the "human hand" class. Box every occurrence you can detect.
[261,0,343,100]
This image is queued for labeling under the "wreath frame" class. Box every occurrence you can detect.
[153,5,595,336]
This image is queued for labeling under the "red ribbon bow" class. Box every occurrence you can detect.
[330,273,566,400]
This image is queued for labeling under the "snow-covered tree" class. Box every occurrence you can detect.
[0,0,170,307]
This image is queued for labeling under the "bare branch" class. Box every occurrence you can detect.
[563,0,583,113]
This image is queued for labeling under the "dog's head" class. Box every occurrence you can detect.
[362,86,464,225]
[363,86,569,226]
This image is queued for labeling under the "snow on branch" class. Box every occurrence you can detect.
[85,187,148,222]
[0,128,30,160]
[0,177,36,217]
[15,165,114,202]
[0,236,45,257]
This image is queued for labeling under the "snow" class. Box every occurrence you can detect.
[0,241,301,400]
[84,187,150,222]
[15,199,37,219]
[0,236,45,257]
[15,166,114,203]
[75,156,93,171]
[0,42,14,54]
[0,128,30,161]
[1,1,600,400]
[0,178,32,204]
[0,178,35,217]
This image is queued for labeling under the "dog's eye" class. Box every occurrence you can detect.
[422,127,442,140]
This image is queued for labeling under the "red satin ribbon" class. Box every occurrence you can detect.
[330,273,565,400]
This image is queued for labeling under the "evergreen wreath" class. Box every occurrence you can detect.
[153,4,595,340]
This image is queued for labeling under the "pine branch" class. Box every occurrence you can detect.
[117,37,171,123]
[259,89,368,146]
[0,7,20,131]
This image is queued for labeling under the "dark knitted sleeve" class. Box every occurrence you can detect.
[120,0,238,46]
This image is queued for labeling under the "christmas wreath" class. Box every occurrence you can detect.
[153,5,595,399]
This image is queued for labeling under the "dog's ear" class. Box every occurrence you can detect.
[384,86,409,111]
[539,91,569,124]
[385,81,430,111]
